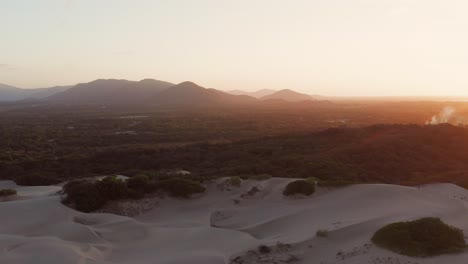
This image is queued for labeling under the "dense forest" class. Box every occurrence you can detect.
[2,102,468,188]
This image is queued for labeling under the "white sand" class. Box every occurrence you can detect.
[2,178,468,264]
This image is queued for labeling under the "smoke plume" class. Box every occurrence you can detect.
[426,106,468,125]
[427,106,456,125]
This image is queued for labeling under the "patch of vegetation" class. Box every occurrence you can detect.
[157,178,206,198]
[62,175,206,212]
[126,174,150,190]
[0,189,17,197]
[283,180,315,196]
[316,229,329,237]
[96,176,129,200]
[306,177,319,184]
[228,176,242,187]
[62,180,106,213]
[372,217,466,257]
[126,174,155,198]
[258,245,271,254]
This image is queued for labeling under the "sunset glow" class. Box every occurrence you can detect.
[2,0,468,96]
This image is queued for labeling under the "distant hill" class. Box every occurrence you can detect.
[154,81,257,107]
[261,89,314,102]
[25,86,71,99]
[227,89,276,98]
[47,79,174,105]
[0,83,24,101]
[0,83,70,101]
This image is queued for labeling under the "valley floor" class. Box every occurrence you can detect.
[1,178,468,264]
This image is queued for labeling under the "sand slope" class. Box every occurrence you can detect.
[1,179,468,264]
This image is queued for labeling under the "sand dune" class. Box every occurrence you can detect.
[1,178,468,263]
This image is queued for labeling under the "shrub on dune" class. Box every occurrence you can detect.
[96,176,128,200]
[306,177,319,184]
[63,180,105,213]
[316,229,329,238]
[372,217,466,257]
[258,245,271,254]
[127,174,151,192]
[228,176,242,187]
[283,180,315,196]
[126,174,156,198]
[157,178,206,198]
[0,189,17,197]
[62,175,207,212]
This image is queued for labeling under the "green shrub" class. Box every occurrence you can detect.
[62,180,105,213]
[306,177,319,184]
[316,229,329,237]
[283,180,315,196]
[239,174,251,180]
[126,174,159,198]
[0,189,17,197]
[62,180,85,198]
[258,245,271,254]
[127,174,151,191]
[62,175,207,212]
[96,176,128,200]
[228,176,242,187]
[372,217,466,257]
[157,178,206,198]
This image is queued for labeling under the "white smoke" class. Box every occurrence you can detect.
[425,106,468,125]
[427,106,456,125]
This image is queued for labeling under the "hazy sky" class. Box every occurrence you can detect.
[1,0,468,96]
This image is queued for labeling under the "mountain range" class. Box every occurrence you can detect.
[228,88,320,102]
[48,79,174,105]
[226,89,276,98]
[0,79,318,106]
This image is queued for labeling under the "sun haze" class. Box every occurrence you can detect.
[2,0,468,96]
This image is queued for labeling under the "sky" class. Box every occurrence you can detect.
[1,0,468,96]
